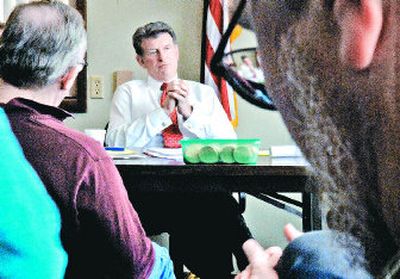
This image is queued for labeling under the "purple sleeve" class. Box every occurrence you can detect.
[74,155,155,278]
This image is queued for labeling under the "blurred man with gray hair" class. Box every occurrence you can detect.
[0,1,174,278]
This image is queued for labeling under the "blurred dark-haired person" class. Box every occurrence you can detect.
[0,1,174,278]
[107,21,253,278]
[211,0,400,278]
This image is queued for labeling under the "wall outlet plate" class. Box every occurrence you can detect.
[90,75,104,99]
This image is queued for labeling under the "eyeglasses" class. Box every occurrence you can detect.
[210,0,276,110]
[143,45,174,58]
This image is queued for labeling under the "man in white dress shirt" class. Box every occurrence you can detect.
[106,21,252,278]
[106,26,236,149]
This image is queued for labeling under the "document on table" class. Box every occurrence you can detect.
[143,147,183,161]
[270,145,303,157]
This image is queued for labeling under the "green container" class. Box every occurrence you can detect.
[181,138,260,164]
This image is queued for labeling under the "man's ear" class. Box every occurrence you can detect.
[136,55,145,67]
[60,65,81,91]
[334,0,383,70]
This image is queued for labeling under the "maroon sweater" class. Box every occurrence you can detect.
[3,98,154,279]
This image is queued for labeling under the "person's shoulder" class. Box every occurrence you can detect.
[119,79,145,89]
[73,133,110,161]
[52,125,111,163]
[115,79,147,95]
[184,80,214,92]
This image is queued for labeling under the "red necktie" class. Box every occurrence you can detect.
[160,83,183,148]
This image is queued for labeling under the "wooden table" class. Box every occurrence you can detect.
[115,155,320,231]
[115,155,320,277]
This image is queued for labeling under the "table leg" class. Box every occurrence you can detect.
[169,233,185,279]
[302,192,312,231]
[302,192,321,231]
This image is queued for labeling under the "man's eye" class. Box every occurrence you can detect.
[146,50,157,55]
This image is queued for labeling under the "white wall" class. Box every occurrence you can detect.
[66,0,301,251]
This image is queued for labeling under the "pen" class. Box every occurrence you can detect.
[105,147,125,151]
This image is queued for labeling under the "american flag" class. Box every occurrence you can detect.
[201,0,238,127]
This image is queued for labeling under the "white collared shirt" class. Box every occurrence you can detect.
[106,76,236,149]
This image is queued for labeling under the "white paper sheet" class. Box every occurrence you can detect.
[143,147,183,161]
[270,145,303,157]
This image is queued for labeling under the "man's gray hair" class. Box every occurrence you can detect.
[132,21,176,56]
[0,0,87,89]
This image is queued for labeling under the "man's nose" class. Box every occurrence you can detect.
[157,50,167,61]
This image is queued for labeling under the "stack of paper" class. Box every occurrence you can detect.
[106,149,146,159]
[143,147,183,161]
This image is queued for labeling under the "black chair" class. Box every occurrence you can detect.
[171,192,247,278]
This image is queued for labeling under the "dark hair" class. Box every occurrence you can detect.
[0,0,87,89]
[132,21,176,56]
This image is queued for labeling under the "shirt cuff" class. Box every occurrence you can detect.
[182,104,203,131]
[153,108,172,130]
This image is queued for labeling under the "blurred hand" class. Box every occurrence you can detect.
[284,223,303,242]
[166,80,192,119]
[160,89,176,115]
[235,240,282,279]
[235,224,303,279]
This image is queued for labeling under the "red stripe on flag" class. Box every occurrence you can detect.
[204,37,214,66]
[220,79,232,119]
[208,0,223,34]
[203,0,235,122]
[205,37,223,88]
